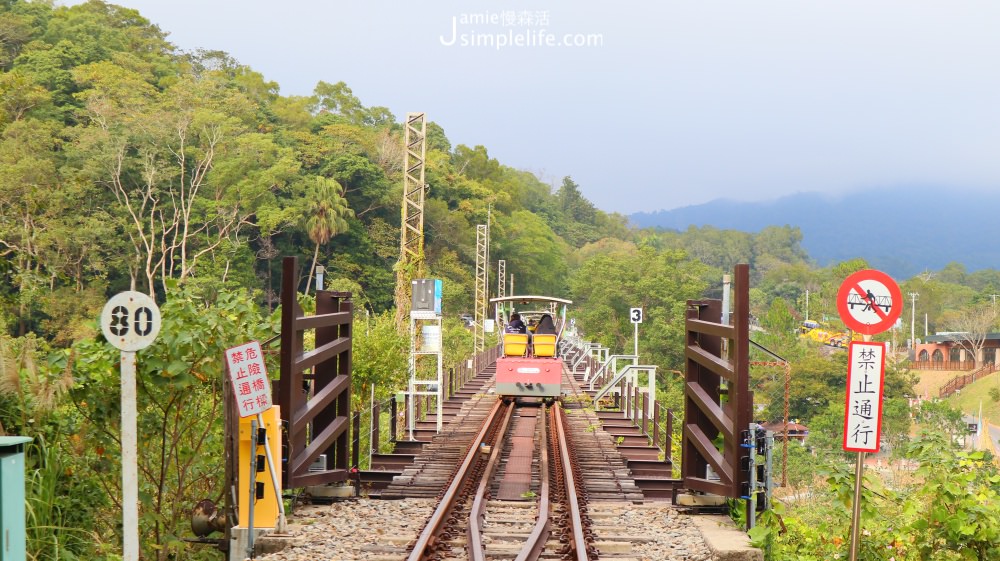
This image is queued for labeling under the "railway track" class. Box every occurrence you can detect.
[250,342,730,561]
[254,360,709,561]
[405,399,592,561]
[379,361,650,560]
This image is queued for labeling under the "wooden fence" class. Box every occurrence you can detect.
[939,364,998,398]
[910,360,977,371]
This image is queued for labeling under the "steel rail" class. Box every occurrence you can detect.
[467,402,516,560]
[514,404,552,561]
[407,399,507,561]
[554,403,590,561]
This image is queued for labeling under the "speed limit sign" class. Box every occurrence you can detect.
[101,291,161,351]
[630,308,643,324]
[100,290,162,561]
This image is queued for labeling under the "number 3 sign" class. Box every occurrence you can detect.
[101,291,161,352]
[630,308,643,324]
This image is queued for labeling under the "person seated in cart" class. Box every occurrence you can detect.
[535,314,556,335]
[505,313,527,334]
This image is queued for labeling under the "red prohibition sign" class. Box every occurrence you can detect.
[836,269,903,335]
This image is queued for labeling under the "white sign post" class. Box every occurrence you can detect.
[101,291,161,561]
[842,339,886,561]
[837,269,900,561]
[630,307,642,358]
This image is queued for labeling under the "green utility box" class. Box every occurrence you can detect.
[0,437,31,561]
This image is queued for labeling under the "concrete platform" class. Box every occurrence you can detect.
[690,515,764,561]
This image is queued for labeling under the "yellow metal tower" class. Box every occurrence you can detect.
[394,113,427,329]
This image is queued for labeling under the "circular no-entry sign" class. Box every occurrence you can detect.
[836,269,902,335]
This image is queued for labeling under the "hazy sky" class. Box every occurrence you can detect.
[63,1,1000,214]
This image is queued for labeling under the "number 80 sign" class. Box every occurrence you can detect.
[101,291,161,352]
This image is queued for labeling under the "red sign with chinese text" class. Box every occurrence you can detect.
[842,341,886,453]
[225,341,272,418]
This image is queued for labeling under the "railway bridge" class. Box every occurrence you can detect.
[212,260,762,561]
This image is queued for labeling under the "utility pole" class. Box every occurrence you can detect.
[909,292,919,351]
[394,113,427,330]
[805,289,810,322]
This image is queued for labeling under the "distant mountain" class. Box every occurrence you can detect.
[630,187,1000,278]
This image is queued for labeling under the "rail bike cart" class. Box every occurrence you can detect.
[490,295,572,399]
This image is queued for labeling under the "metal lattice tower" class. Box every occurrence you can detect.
[394,113,427,328]
[474,224,489,354]
[474,224,488,355]
[497,260,506,298]
[496,260,506,322]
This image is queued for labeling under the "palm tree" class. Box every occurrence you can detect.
[299,177,353,293]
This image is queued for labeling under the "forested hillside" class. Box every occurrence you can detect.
[5,2,1000,560]
[0,0,624,328]
[0,0,820,377]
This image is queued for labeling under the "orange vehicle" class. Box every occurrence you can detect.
[799,320,859,348]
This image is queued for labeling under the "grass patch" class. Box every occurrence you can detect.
[942,370,1000,423]
[913,369,966,399]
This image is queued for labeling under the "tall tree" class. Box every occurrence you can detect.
[71,62,298,296]
[299,176,353,292]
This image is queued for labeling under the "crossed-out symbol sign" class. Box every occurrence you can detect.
[836,269,903,335]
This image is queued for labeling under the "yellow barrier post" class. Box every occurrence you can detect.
[238,406,282,529]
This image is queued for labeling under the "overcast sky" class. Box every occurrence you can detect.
[62,1,1000,214]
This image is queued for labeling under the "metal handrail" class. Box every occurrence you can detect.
[588,355,639,391]
[939,364,997,398]
[592,364,656,403]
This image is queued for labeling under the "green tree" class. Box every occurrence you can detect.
[69,285,276,560]
[568,245,711,369]
[311,80,394,127]
[71,62,298,296]
[757,297,799,354]
[493,211,569,296]
[904,433,1000,559]
[298,176,354,292]
[351,310,407,410]
[453,144,502,183]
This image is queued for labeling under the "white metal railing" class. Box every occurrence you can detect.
[571,342,601,371]
[587,354,637,387]
[592,364,658,418]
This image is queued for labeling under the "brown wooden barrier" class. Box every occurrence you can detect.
[682,264,751,500]
[911,360,976,371]
[276,256,353,488]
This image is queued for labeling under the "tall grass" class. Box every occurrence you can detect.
[25,437,83,561]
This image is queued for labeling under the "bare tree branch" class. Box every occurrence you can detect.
[945,303,998,367]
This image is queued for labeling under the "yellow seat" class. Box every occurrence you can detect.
[533,334,557,357]
[504,333,529,357]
